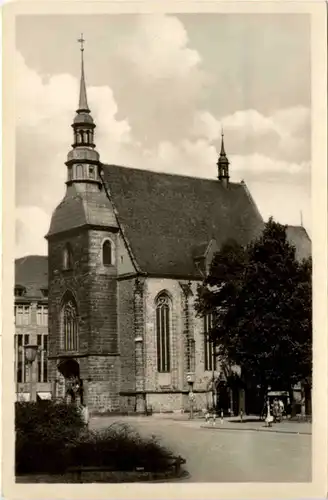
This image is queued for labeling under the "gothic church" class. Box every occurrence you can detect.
[46,43,311,415]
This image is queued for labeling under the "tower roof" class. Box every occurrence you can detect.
[218,130,229,165]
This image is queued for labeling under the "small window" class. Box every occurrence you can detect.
[14,286,26,297]
[63,243,73,270]
[102,240,113,266]
[89,165,95,179]
[41,288,48,298]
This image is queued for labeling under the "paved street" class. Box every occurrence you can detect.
[90,415,311,482]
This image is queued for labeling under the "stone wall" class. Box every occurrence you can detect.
[48,228,121,413]
[141,278,218,412]
[118,278,136,412]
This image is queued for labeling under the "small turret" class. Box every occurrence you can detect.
[217,129,230,188]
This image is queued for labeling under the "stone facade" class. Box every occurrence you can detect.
[47,226,122,413]
[14,256,51,401]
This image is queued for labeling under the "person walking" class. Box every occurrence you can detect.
[265,399,273,427]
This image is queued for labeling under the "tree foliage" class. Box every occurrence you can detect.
[195,219,312,392]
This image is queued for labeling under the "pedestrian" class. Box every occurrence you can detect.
[265,399,273,427]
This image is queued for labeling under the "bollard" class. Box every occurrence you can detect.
[240,409,243,423]
[220,410,223,424]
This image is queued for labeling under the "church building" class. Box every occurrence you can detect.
[45,42,311,415]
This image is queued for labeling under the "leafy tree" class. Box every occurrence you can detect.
[196,218,312,401]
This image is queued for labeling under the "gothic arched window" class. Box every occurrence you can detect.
[156,293,171,373]
[61,293,78,351]
[102,239,113,266]
[63,243,73,270]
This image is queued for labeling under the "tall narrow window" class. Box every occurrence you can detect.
[63,243,73,270]
[204,313,215,371]
[37,334,48,382]
[15,334,30,383]
[102,239,113,266]
[156,293,171,373]
[37,305,48,326]
[61,294,79,351]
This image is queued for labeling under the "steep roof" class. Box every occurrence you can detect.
[47,185,118,237]
[102,164,264,277]
[286,225,311,261]
[15,255,48,299]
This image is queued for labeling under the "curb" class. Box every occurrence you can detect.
[200,425,311,436]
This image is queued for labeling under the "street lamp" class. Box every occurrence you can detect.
[186,372,195,420]
[24,344,38,402]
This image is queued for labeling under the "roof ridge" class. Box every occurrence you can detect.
[103,163,243,185]
[240,181,264,224]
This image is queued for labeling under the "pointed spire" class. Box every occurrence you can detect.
[220,127,227,158]
[217,126,230,185]
[77,33,89,113]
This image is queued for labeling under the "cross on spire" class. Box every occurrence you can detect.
[78,33,85,52]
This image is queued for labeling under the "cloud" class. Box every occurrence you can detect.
[15,206,49,258]
[120,15,202,80]
[15,51,133,212]
[14,14,311,257]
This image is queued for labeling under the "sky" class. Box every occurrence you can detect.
[15,13,311,258]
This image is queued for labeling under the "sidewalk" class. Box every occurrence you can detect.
[200,417,312,435]
[151,413,311,435]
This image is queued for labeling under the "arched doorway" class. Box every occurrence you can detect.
[57,358,83,405]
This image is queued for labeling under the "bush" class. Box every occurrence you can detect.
[16,403,176,475]
[15,401,85,474]
[68,423,175,472]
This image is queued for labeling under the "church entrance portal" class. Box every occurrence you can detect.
[57,358,83,405]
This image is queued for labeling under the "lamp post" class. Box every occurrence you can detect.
[24,344,38,402]
[186,372,195,420]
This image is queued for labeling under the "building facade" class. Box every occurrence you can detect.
[43,44,311,415]
[15,256,51,401]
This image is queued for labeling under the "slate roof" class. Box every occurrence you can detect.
[15,255,48,300]
[286,225,311,261]
[47,185,118,237]
[102,164,264,277]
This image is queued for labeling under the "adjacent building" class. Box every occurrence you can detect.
[14,256,51,400]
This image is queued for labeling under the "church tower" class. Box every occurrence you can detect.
[46,36,121,413]
[217,130,230,187]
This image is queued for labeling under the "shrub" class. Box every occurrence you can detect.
[15,401,85,474]
[16,403,176,475]
[68,423,175,472]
